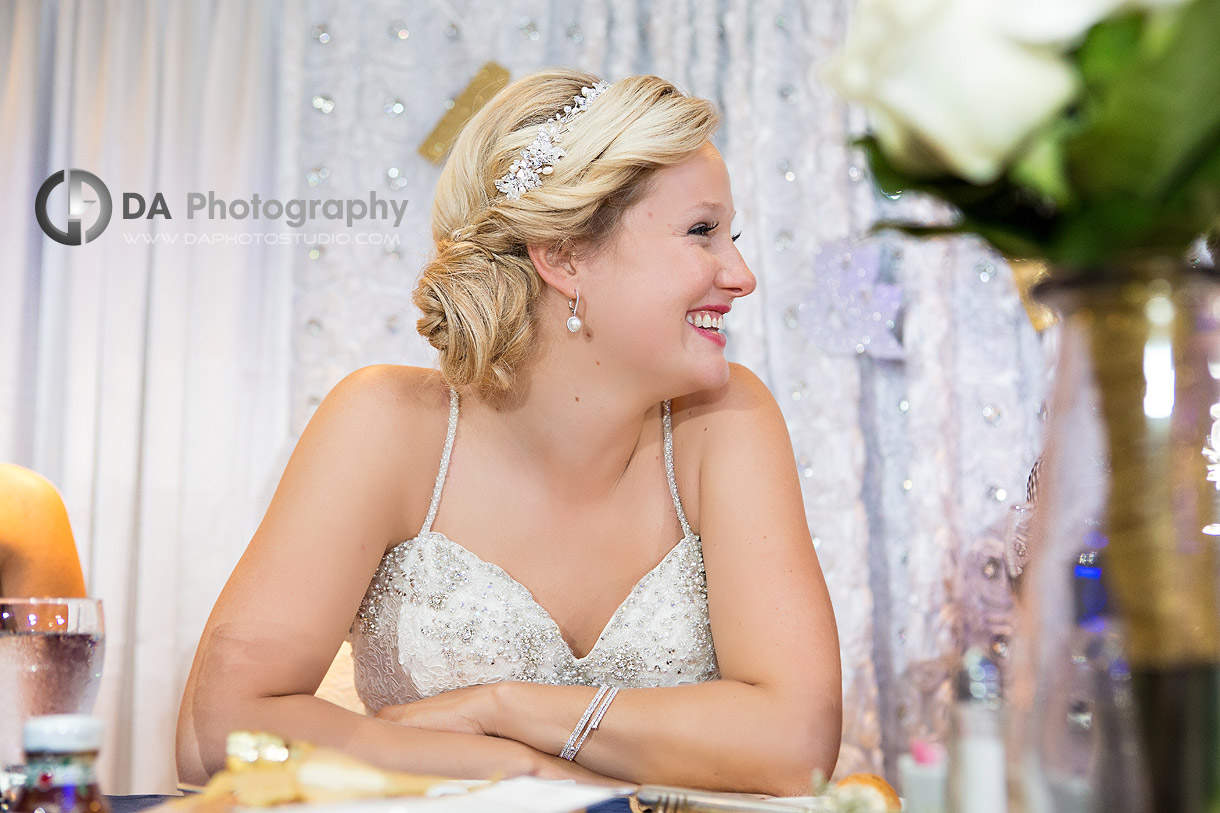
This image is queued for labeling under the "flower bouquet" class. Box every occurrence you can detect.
[824,1,1220,810]
[823,0,1220,274]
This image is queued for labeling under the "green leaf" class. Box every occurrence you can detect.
[856,138,913,198]
[1074,14,1142,90]
[1066,0,1220,202]
[859,138,1026,210]
[1010,125,1074,208]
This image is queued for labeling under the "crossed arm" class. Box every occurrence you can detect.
[176,365,841,795]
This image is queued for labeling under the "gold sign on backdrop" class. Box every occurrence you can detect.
[418,62,510,164]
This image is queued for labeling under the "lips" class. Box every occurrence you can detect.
[685,308,728,348]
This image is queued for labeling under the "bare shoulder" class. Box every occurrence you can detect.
[0,463,84,597]
[667,364,796,532]
[670,363,787,448]
[320,364,449,421]
[282,365,453,541]
[0,463,71,530]
[306,365,451,452]
[300,362,453,477]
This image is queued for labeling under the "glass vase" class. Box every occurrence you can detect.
[1009,260,1220,813]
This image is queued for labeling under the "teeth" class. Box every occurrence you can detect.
[686,311,724,330]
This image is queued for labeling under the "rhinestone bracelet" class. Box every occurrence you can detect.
[559,685,618,761]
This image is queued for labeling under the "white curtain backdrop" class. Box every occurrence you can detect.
[1,0,302,793]
[0,0,1048,794]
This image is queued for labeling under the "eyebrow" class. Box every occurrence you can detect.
[682,202,736,217]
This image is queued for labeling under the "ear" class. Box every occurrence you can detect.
[527,242,580,298]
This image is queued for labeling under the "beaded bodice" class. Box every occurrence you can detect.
[349,390,719,712]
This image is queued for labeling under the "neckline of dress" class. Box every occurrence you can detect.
[405,388,700,660]
[421,389,695,539]
[390,529,699,662]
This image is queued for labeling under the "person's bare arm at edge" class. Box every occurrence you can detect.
[377,364,842,795]
[0,463,87,598]
[175,366,607,786]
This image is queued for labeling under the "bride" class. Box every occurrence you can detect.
[176,68,841,795]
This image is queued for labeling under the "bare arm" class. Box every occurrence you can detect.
[381,365,842,795]
[0,463,87,598]
[175,368,597,785]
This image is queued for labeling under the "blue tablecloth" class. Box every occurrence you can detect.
[107,797,175,813]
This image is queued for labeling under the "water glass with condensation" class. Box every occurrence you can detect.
[0,598,105,804]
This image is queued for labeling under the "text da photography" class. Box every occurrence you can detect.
[123,189,408,228]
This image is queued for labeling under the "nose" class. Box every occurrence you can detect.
[718,246,757,298]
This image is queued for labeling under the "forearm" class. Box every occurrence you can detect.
[489,680,839,795]
[179,691,541,785]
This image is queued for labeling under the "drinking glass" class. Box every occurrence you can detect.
[0,599,105,780]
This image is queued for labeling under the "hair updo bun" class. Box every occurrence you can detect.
[413,68,720,393]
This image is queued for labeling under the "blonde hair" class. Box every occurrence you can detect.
[413,69,720,393]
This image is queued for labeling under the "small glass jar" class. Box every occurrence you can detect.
[14,716,108,813]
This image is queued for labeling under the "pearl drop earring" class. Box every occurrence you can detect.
[566,290,582,333]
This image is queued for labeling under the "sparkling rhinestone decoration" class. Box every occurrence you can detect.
[518,17,540,40]
[800,239,905,360]
[494,82,611,200]
[306,167,329,187]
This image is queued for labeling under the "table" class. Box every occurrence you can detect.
[106,795,633,813]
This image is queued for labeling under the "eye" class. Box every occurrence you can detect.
[688,222,718,237]
[731,231,742,243]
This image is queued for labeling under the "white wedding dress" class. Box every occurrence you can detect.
[349,390,720,712]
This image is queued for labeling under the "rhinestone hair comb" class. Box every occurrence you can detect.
[494,81,611,200]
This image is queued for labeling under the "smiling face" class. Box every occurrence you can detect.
[575,143,756,395]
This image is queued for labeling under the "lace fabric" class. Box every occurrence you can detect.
[350,394,719,713]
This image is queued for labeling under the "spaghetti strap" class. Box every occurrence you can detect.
[420,387,459,535]
[662,400,695,539]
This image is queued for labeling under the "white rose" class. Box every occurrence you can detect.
[997,0,1190,45]
[822,0,1078,184]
